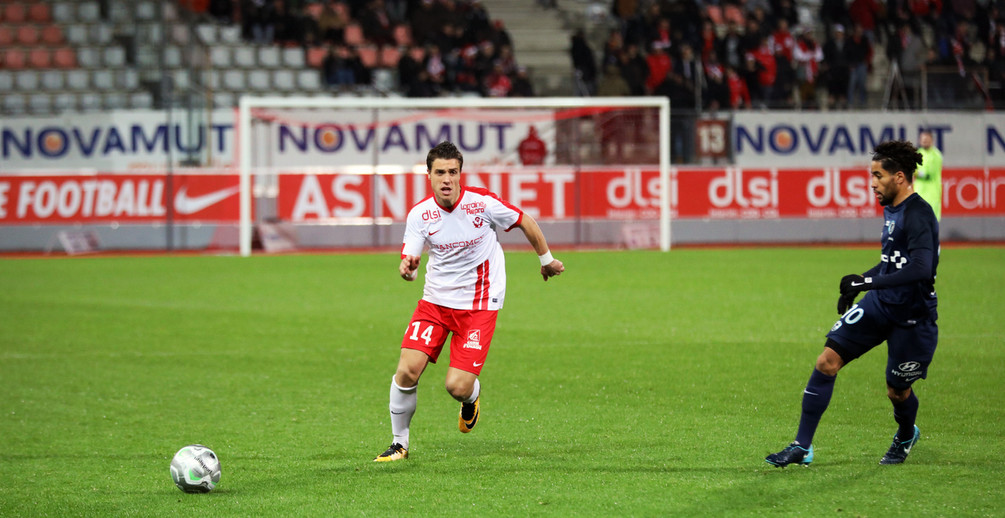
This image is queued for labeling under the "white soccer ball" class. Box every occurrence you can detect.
[169,445,221,493]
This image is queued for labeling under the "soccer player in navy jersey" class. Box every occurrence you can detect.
[766,139,939,467]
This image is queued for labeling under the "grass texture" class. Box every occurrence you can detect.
[1,246,1003,516]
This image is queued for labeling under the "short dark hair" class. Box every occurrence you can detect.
[872,140,923,183]
[426,141,464,171]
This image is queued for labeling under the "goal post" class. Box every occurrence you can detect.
[237,96,671,256]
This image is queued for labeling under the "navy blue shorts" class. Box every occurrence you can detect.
[826,291,938,389]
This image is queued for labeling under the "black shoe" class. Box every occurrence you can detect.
[880,425,920,465]
[374,442,408,462]
[765,442,814,467]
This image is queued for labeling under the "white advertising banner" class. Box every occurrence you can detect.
[0,109,236,172]
[1,108,557,171]
[6,109,1005,170]
[732,111,1005,168]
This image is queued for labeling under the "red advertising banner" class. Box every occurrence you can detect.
[278,167,1005,222]
[0,174,240,224]
[1,167,1001,224]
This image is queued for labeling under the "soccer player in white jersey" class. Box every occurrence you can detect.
[375,141,565,462]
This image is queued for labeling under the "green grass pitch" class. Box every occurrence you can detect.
[1,246,1003,516]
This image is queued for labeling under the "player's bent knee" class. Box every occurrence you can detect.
[444,378,472,400]
[815,339,849,376]
[814,353,842,376]
[395,365,423,387]
[887,385,911,403]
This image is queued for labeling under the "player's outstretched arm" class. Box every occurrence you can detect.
[400,255,420,281]
[517,213,565,281]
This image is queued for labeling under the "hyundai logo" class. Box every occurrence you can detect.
[898,361,921,372]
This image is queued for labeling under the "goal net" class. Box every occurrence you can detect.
[237,97,670,256]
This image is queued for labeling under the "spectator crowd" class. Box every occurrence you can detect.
[192,0,1005,108]
[573,0,1004,111]
[202,0,532,97]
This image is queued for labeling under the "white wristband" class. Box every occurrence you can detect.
[538,251,554,266]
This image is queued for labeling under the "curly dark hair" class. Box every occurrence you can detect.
[872,140,924,183]
[426,141,464,171]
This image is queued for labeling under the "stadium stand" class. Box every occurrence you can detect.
[1,0,996,116]
[0,0,533,115]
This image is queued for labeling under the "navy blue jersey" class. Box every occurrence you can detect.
[864,193,939,322]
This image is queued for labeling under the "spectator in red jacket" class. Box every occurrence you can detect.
[726,65,752,108]
[770,18,797,62]
[645,41,672,93]
[518,126,547,165]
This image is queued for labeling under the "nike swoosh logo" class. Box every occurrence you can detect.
[390,410,405,415]
[175,186,240,215]
[473,362,483,367]
[804,390,818,396]
[850,281,866,287]
[429,230,440,236]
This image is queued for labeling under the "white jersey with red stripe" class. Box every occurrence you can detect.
[401,187,523,311]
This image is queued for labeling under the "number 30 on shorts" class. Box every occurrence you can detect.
[831,304,864,331]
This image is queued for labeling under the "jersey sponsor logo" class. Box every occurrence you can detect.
[460,201,486,215]
[463,330,482,350]
[432,234,486,251]
[882,250,909,269]
[421,209,441,221]
[898,361,921,372]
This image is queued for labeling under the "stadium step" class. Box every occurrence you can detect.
[478,0,573,95]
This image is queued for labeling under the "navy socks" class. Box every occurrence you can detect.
[795,369,837,447]
[893,390,919,441]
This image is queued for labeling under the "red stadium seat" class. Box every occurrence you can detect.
[344,23,364,45]
[306,45,327,68]
[2,3,26,23]
[41,24,63,45]
[52,46,76,68]
[28,3,51,23]
[380,46,401,68]
[408,46,424,62]
[356,45,378,68]
[2,48,27,68]
[393,24,411,47]
[28,47,52,67]
[0,25,13,46]
[16,24,39,44]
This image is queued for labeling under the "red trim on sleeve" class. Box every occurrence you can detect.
[506,212,524,232]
